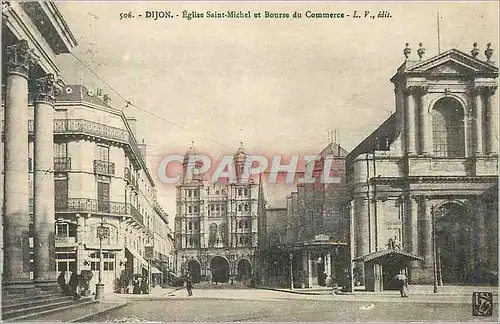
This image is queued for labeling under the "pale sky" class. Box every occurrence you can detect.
[54,1,499,223]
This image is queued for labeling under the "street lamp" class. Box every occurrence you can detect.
[95,218,109,300]
[289,253,294,290]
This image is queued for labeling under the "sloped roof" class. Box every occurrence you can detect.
[353,249,424,263]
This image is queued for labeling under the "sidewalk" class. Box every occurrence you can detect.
[259,284,498,296]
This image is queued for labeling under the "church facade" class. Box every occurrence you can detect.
[174,146,264,283]
[347,43,498,286]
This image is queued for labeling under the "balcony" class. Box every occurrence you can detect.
[93,160,115,176]
[55,236,77,246]
[53,119,129,143]
[55,198,144,226]
[54,157,71,171]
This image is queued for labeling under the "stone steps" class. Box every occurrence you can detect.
[27,301,129,322]
[1,290,98,322]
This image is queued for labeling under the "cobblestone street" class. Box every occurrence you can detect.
[91,288,498,322]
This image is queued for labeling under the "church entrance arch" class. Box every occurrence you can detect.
[210,256,229,283]
[435,202,473,284]
[237,259,252,281]
[187,260,201,283]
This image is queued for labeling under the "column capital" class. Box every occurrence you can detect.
[34,74,64,104]
[404,85,428,96]
[483,85,498,97]
[5,40,39,78]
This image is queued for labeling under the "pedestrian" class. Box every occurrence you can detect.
[57,270,68,294]
[68,271,80,300]
[141,277,148,294]
[395,272,409,298]
[185,277,193,296]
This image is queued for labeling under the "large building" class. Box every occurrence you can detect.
[1,1,77,292]
[1,84,175,294]
[174,145,265,283]
[259,141,351,289]
[347,43,498,289]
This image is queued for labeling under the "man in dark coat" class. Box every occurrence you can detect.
[186,277,193,296]
[57,271,68,294]
[68,271,80,300]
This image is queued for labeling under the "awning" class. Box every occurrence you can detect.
[125,247,149,268]
[353,249,424,263]
[151,266,161,274]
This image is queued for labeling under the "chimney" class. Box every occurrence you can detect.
[126,117,138,139]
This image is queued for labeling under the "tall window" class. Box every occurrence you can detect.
[54,176,68,209]
[56,222,69,237]
[54,142,68,158]
[97,181,110,212]
[432,98,465,158]
[56,252,76,273]
[98,145,109,161]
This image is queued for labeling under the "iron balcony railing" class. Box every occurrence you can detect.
[1,118,145,176]
[93,160,115,176]
[54,157,71,171]
[55,198,144,225]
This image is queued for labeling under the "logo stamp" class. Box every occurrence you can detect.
[472,292,493,316]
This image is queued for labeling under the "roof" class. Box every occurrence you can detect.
[353,249,424,263]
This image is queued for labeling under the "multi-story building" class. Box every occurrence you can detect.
[1,84,174,294]
[174,145,264,283]
[347,43,498,290]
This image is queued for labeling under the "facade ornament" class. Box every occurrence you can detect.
[2,1,10,15]
[484,43,493,62]
[483,85,498,97]
[403,43,411,59]
[5,40,39,78]
[34,74,64,103]
[471,42,480,58]
[417,42,426,60]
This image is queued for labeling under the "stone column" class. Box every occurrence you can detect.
[420,197,432,268]
[307,251,313,288]
[34,74,63,287]
[404,87,418,155]
[419,86,432,155]
[325,253,332,285]
[3,40,36,288]
[474,87,485,155]
[485,86,498,155]
[407,196,419,271]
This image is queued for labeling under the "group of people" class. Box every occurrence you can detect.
[57,271,81,300]
[131,276,149,294]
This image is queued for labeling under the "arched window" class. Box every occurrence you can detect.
[244,219,249,229]
[188,205,192,214]
[244,203,249,212]
[238,220,242,229]
[188,222,192,230]
[432,98,465,157]
[238,204,242,212]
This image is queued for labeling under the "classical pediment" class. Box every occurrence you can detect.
[405,49,498,75]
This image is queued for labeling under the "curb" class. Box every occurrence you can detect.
[257,287,498,297]
[69,302,130,322]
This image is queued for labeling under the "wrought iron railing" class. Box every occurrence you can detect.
[53,119,129,143]
[54,157,71,171]
[2,118,145,175]
[93,160,115,176]
[55,198,144,225]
